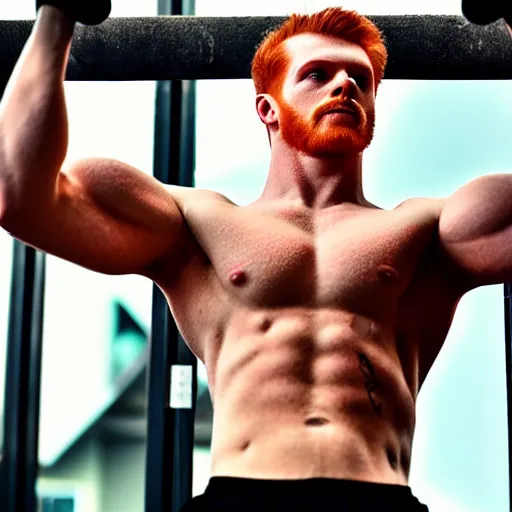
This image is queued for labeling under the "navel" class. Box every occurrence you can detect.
[305,417,330,427]
[259,318,272,332]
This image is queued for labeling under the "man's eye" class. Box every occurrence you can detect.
[354,74,369,89]
[307,69,327,81]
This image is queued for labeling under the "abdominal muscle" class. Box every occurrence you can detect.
[206,308,416,485]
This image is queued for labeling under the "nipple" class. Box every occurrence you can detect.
[378,265,399,284]
[229,269,247,286]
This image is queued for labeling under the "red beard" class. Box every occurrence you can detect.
[277,97,375,156]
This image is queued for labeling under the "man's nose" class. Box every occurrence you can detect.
[331,71,355,97]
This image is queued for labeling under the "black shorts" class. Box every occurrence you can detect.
[180,477,429,511]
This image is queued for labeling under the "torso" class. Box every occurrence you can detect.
[153,188,464,485]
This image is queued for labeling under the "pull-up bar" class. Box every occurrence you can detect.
[0,15,511,84]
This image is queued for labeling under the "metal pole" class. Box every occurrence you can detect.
[145,0,197,511]
[1,243,46,512]
[504,283,512,508]
[3,16,512,82]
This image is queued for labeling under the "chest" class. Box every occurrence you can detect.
[186,202,438,311]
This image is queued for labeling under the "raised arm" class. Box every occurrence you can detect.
[0,6,187,277]
[439,173,512,290]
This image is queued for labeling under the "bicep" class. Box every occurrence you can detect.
[440,175,512,288]
[2,158,186,276]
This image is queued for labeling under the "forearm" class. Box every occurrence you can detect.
[0,7,74,216]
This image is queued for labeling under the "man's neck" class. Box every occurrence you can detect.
[259,142,366,210]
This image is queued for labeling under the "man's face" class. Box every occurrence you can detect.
[273,34,376,157]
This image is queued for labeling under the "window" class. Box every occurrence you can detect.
[41,496,75,512]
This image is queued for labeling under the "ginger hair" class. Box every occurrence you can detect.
[251,7,388,95]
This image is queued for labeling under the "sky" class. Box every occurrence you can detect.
[0,1,511,511]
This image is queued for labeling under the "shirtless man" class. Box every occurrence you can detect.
[1,2,510,511]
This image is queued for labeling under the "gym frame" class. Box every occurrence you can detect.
[0,8,511,512]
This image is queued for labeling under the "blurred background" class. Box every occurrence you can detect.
[0,1,510,511]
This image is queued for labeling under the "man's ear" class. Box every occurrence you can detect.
[256,94,279,126]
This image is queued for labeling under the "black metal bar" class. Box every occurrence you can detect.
[504,283,512,510]
[24,250,45,512]
[1,16,512,84]
[1,243,46,512]
[145,0,197,511]
[145,285,175,512]
[170,2,198,505]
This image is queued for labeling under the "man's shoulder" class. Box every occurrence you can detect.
[386,196,446,231]
[393,196,445,216]
[397,196,475,297]
[164,184,237,211]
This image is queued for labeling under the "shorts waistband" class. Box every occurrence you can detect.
[206,476,414,499]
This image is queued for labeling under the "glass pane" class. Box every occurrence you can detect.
[192,5,511,509]
[41,497,75,512]
[35,79,155,512]
[14,2,159,512]
[36,97,155,506]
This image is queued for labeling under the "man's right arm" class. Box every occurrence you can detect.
[0,6,187,278]
[0,157,187,276]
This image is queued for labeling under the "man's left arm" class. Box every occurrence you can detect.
[439,173,512,289]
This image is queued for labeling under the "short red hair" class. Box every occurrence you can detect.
[251,7,388,95]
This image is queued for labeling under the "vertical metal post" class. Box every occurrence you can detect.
[145,1,197,512]
[0,80,6,512]
[504,283,512,511]
[1,243,46,512]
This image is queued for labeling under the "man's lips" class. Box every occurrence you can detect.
[325,106,357,117]
[313,102,361,124]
